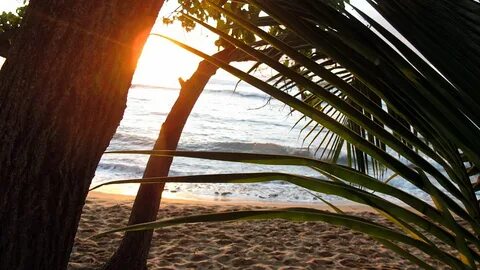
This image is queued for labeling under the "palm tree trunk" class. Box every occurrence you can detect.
[102,47,247,270]
[0,1,163,269]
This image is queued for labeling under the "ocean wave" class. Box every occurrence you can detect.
[149,111,169,117]
[188,112,290,128]
[109,132,154,148]
[97,162,145,175]
[178,141,314,157]
[204,89,267,100]
[176,142,354,163]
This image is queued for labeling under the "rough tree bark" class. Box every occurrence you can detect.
[0,1,164,269]
[0,30,16,57]
[102,47,251,270]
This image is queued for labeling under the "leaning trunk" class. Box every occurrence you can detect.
[103,47,242,270]
[0,1,164,269]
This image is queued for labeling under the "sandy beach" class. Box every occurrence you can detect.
[68,192,447,270]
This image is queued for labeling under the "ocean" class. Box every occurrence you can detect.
[93,81,428,204]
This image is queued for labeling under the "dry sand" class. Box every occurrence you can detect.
[68,192,448,270]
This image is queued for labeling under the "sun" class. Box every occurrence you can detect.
[133,37,196,87]
[133,23,218,88]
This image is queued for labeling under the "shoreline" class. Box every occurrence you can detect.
[88,190,374,212]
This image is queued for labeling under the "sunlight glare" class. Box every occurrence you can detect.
[133,21,219,88]
[133,36,201,88]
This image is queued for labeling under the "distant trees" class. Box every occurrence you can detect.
[0,1,164,269]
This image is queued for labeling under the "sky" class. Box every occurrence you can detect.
[0,1,235,87]
[0,0,22,12]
